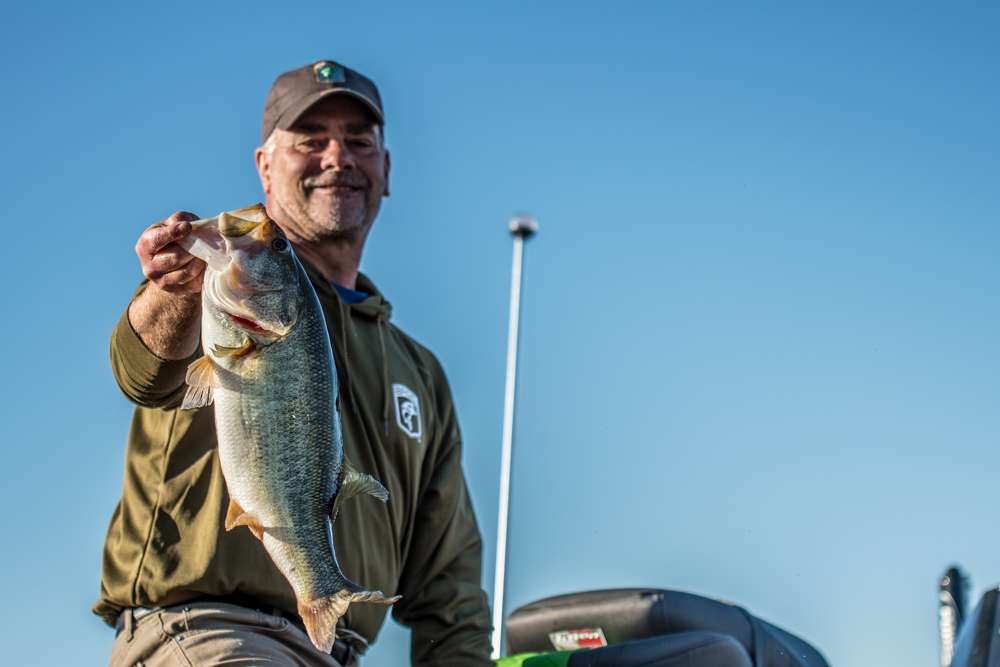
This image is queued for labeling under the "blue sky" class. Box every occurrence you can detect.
[2,2,998,665]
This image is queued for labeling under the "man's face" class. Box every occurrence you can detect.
[256,95,390,243]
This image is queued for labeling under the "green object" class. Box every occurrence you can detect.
[313,61,346,84]
[495,653,540,667]
[524,651,575,667]
[495,651,576,667]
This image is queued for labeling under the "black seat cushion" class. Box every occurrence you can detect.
[567,632,752,667]
[507,588,828,667]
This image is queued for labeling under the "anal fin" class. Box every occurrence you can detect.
[224,498,265,541]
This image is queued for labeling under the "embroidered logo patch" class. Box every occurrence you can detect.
[549,628,608,651]
[392,383,422,440]
[313,61,346,84]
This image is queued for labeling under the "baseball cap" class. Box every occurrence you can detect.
[261,60,384,144]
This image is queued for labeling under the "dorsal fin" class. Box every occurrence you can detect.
[329,462,390,524]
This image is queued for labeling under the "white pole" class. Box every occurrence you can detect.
[491,215,538,660]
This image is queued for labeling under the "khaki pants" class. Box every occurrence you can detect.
[108,602,363,667]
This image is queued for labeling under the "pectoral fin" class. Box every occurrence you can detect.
[225,498,265,541]
[329,462,390,524]
[212,338,255,358]
[181,355,219,409]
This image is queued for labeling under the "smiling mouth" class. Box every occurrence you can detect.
[307,183,365,193]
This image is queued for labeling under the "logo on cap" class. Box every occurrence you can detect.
[313,61,346,84]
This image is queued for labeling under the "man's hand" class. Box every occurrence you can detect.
[127,211,205,360]
[135,211,206,295]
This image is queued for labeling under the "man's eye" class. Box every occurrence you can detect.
[297,139,327,151]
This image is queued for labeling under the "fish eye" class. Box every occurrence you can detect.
[271,238,289,252]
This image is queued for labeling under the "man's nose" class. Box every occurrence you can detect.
[319,139,356,170]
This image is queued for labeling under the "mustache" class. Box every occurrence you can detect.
[302,172,369,189]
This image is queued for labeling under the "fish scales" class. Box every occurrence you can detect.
[178,204,399,653]
[212,280,341,594]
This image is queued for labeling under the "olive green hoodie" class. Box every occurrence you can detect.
[95,263,492,665]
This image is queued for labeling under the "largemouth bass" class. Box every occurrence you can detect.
[177,203,399,652]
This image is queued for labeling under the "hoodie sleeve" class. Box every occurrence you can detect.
[109,284,197,409]
[391,362,493,666]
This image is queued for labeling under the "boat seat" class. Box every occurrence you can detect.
[506,588,829,667]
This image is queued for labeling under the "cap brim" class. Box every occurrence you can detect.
[273,88,384,134]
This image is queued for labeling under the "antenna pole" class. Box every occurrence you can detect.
[491,214,538,659]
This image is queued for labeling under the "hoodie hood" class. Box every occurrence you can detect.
[299,260,392,321]
[351,273,393,321]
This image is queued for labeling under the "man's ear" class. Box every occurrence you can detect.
[255,147,271,196]
[383,149,391,198]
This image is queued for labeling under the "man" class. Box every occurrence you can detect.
[96,60,493,666]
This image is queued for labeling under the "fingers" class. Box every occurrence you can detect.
[138,211,198,253]
[143,221,191,254]
[148,246,196,273]
[165,211,199,224]
[135,211,206,294]
[158,258,206,294]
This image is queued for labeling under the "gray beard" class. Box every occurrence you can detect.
[273,190,366,242]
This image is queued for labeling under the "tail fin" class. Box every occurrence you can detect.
[298,587,402,653]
